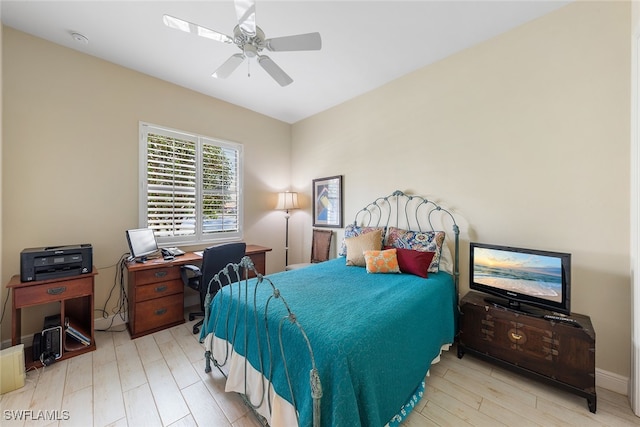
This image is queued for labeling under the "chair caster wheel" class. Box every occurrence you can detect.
[189,314,196,321]
[193,326,200,334]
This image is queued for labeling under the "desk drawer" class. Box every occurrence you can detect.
[136,279,183,302]
[14,276,93,307]
[134,267,180,286]
[134,294,183,332]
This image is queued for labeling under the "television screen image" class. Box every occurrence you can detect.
[473,247,563,303]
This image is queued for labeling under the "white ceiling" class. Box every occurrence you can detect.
[1,1,571,124]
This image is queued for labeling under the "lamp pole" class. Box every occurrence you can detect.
[276,191,299,268]
[284,208,291,266]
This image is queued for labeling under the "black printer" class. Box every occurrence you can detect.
[20,244,93,282]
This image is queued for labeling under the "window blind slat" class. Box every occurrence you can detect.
[142,126,241,243]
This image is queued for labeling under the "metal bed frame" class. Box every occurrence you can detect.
[201,190,460,427]
[202,256,322,427]
[353,190,460,299]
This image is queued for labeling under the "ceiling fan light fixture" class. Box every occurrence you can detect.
[243,44,258,58]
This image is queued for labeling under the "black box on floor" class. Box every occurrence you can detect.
[43,314,61,329]
[32,326,63,365]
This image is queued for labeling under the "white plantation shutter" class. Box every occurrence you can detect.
[201,139,240,236]
[140,123,242,245]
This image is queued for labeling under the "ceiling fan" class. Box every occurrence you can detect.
[163,0,321,87]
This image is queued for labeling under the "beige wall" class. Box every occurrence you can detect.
[0,5,3,343]
[291,1,631,378]
[1,1,633,381]
[1,27,291,341]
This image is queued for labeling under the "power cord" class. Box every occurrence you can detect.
[0,287,10,326]
[94,253,130,332]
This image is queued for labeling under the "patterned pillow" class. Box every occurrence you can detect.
[345,229,383,267]
[385,226,445,273]
[339,224,385,257]
[364,249,400,274]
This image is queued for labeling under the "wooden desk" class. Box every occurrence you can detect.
[125,244,271,338]
[7,269,97,368]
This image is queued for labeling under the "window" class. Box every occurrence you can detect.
[139,123,243,245]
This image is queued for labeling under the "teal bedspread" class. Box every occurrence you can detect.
[203,257,456,427]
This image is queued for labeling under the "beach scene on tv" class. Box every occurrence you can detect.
[474,247,563,303]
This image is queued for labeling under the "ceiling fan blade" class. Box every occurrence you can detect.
[258,55,293,87]
[266,32,322,52]
[235,0,256,36]
[163,15,233,44]
[212,54,246,79]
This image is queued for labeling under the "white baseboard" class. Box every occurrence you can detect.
[596,367,629,396]
[94,312,128,332]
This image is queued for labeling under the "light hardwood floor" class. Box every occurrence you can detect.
[1,310,637,427]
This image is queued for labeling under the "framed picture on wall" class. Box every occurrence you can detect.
[312,175,343,228]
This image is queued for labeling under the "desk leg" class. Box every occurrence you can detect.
[12,304,21,346]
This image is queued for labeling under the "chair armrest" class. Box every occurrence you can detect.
[180,264,202,289]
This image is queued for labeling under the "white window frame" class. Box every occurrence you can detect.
[139,122,243,246]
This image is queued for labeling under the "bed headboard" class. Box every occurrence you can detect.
[352,190,460,299]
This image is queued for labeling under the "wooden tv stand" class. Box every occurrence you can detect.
[458,291,596,413]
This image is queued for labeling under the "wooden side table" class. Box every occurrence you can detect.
[7,269,97,368]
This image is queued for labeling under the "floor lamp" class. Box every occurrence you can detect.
[276,191,300,266]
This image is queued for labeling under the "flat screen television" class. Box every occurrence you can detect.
[125,228,159,262]
[470,242,571,315]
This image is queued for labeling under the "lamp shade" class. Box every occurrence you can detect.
[276,192,300,210]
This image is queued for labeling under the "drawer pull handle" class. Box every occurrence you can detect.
[47,286,67,295]
[155,308,167,316]
[511,332,522,341]
[154,271,168,278]
[155,285,168,293]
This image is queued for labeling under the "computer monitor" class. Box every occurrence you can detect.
[125,228,158,262]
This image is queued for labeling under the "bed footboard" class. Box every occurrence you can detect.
[201,256,322,427]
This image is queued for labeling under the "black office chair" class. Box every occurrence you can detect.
[180,242,246,334]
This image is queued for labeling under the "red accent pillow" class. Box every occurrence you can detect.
[393,247,436,278]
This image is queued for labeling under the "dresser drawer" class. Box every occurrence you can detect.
[133,266,180,286]
[134,294,184,332]
[136,279,183,302]
[14,276,93,307]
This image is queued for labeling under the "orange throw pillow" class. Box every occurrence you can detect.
[364,249,400,274]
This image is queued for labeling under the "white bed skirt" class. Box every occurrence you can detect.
[204,333,450,427]
[205,333,298,426]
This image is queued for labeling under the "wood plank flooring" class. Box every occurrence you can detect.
[1,310,637,426]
